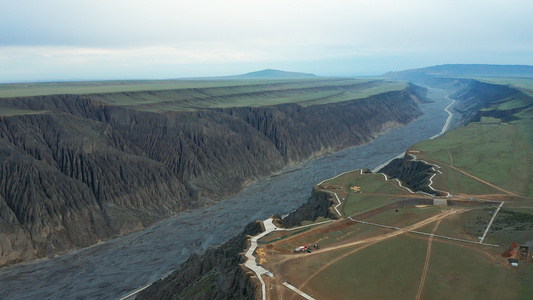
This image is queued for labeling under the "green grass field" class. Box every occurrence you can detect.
[264,220,388,252]
[277,246,362,287]
[423,241,521,299]
[413,208,493,241]
[0,79,284,98]
[366,206,443,228]
[306,235,426,299]
[433,165,504,196]
[414,111,533,197]
[0,77,407,114]
[292,233,522,300]
[322,171,413,217]
[484,208,533,248]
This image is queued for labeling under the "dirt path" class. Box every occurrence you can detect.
[269,276,285,300]
[447,147,454,167]
[349,193,427,197]
[462,194,513,197]
[448,165,519,196]
[295,209,461,291]
[316,209,460,254]
[408,231,500,263]
[415,218,442,300]
[297,239,379,293]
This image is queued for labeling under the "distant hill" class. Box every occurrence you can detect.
[384,64,533,81]
[226,69,317,79]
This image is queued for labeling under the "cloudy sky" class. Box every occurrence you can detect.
[1,0,532,82]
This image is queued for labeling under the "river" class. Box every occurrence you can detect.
[0,88,458,299]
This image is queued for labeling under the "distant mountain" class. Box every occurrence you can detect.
[226,69,317,79]
[384,64,533,81]
[178,69,317,80]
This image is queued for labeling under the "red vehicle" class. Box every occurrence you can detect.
[293,245,312,253]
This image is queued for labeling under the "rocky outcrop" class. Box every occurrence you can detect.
[378,155,439,196]
[451,80,520,123]
[407,83,432,104]
[280,188,338,228]
[137,221,263,300]
[0,85,424,266]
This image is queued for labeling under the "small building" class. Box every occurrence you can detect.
[351,186,361,193]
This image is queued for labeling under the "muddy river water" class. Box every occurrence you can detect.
[0,88,458,299]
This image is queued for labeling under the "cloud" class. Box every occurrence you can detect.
[1,0,533,82]
[4,0,532,49]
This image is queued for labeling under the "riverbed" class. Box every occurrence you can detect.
[0,88,456,299]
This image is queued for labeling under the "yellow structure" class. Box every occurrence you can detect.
[350,186,361,192]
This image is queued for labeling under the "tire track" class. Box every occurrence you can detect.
[296,209,460,291]
[415,218,442,300]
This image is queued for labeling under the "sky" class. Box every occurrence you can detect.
[1,0,533,83]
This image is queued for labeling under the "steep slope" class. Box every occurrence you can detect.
[384,64,533,125]
[138,187,338,300]
[138,221,263,300]
[0,85,424,266]
[450,80,521,123]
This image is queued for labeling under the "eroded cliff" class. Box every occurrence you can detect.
[378,155,439,196]
[137,221,263,300]
[0,85,424,266]
[280,188,338,228]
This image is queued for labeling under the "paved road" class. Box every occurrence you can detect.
[282,282,315,300]
[479,201,505,244]
[244,218,276,300]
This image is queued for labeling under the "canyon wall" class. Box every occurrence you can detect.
[0,86,424,266]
